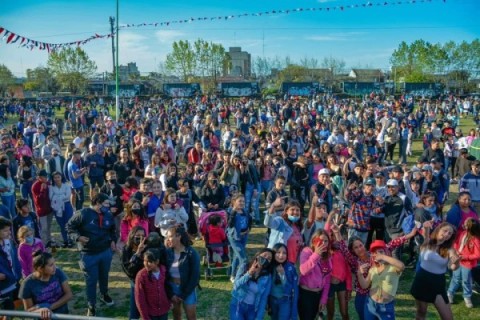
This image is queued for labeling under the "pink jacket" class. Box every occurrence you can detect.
[18,238,45,278]
[120,217,149,243]
[299,247,332,305]
[454,231,480,270]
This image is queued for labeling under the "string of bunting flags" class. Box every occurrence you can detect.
[0,0,445,52]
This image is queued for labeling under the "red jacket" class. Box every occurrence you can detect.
[207,225,226,244]
[454,231,480,270]
[135,265,171,320]
[31,180,51,217]
[188,148,203,164]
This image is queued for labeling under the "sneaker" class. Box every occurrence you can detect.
[230,276,235,283]
[447,293,454,304]
[87,305,96,317]
[100,293,114,306]
[465,297,473,308]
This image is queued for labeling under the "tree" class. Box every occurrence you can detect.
[165,40,196,82]
[321,56,346,76]
[47,47,97,94]
[0,64,15,97]
[24,67,58,93]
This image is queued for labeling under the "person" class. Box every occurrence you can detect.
[303,198,328,246]
[100,170,125,239]
[67,148,87,210]
[410,222,460,320]
[17,226,45,278]
[121,199,149,243]
[165,225,200,320]
[269,243,299,320]
[17,155,37,204]
[227,194,252,281]
[32,169,53,247]
[264,200,304,264]
[84,143,105,199]
[229,248,274,320]
[66,193,117,316]
[122,226,153,320]
[0,163,16,219]
[46,147,65,181]
[200,172,226,212]
[0,217,22,312]
[446,192,479,235]
[18,251,73,318]
[13,199,41,243]
[459,159,480,214]
[154,188,189,237]
[356,240,405,320]
[447,218,480,308]
[49,171,74,248]
[298,229,332,320]
[207,214,227,267]
[135,248,171,320]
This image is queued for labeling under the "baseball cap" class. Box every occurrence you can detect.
[364,178,376,186]
[370,240,387,252]
[386,179,399,187]
[391,165,403,173]
[318,168,330,176]
[422,164,433,172]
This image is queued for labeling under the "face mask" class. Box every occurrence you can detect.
[133,237,142,245]
[288,215,300,223]
[109,179,117,184]
[25,236,34,244]
[256,256,270,268]
[100,206,110,215]
[132,208,142,216]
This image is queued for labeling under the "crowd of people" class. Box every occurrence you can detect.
[0,93,479,320]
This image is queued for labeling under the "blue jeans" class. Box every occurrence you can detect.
[367,146,376,157]
[79,249,113,307]
[260,180,273,197]
[230,298,256,320]
[355,292,368,320]
[364,296,395,320]
[269,296,292,320]
[20,181,34,204]
[1,194,16,219]
[54,202,73,243]
[129,280,140,319]
[448,265,473,298]
[245,183,260,221]
[399,139,408,164]
[229,238,247,279]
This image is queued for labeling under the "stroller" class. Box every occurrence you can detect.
[198,210,231,280]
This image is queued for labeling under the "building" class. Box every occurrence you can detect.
[348,69,384,82]
[226,47,251,78]
[118,62,140,82]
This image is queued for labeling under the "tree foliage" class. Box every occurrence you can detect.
[165,39,229,84]
[24,67,59,93]
[0,64,15,97]
[390,39,480,83]
[47,47,97,94]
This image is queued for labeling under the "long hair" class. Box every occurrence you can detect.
[167,225,192,247]
[310,229,331,259]
[272,243,288,285]
[455,191,472,206]
[244,248,275,280]
[281,200,303,230]
[124,199,147,221]
[421,222,457,258]
[125,225,147,250]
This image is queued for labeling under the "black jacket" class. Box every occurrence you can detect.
[66,207,117,253]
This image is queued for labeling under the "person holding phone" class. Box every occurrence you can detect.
[298,229,332,320]
[229,248,274,320]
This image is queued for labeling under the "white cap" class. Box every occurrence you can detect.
[386,179,399,187]
[318,168,330,176]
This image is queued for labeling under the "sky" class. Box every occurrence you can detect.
[1,0,479,77]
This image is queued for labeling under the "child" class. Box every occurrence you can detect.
[17,226,45,278]
[207,214,227,267]
[146,181,164,233]
[13,199,41,243]
[134,249,171,320]
[0,217,22,311]
[447,218,480,308]
[356,240,405,320]
[154,188,188,237]
[422,126,433,150]
[269,243,299,320]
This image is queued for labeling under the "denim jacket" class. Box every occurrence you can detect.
[271,262,299,320]
[166,246,200,300]
[231,266,272,320]
[264,213,292,248]
[0,239,21,294]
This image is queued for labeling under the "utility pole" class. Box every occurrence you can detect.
[115,0,120,122]
[109,16,116,75]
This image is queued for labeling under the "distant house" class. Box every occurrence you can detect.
[348,69,384,82]
[305,68,334,82]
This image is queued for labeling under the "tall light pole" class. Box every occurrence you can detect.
[115,0,120,122]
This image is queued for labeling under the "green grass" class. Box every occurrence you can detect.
[18,107,480,319]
